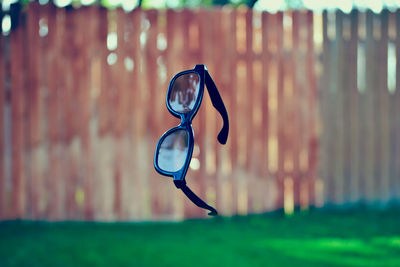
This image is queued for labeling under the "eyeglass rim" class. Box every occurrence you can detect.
[165,65,206,122]
[154,125,195,181]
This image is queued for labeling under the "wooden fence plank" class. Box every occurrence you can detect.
[371,13,383,205]
[387,11,396,203]
[10,3,26,219]
[281,11,295,214]
[46,4,65,220]
[261,11,271,211]
[112,8,126,220]
[276,12,285,211]
[228,9,239,215]
[83,6,100,221]
[234,8,248,215]
[296,10,311,210]
[249,10,265,213]
[95,7,115,220]
[70,7,88,219]
[292,10,301,210]
[63,6,74,219]
[210,8,222,213]
[127,8,147,219]
[115,9,134,220]
[217,7,236,216]
[357,12,367,202]
[338,11,355,204]
[390,10,400,201]
[320,10,329,206]
[341,12,353,205]
[265,12,280,210]
[77,7,94,220]
[143,9,163,219]
[243,8,253,214]
[348,10,359,204]
[26,2,42,219]
[378,10,390,204]
[306,10,318,208]
[325,11,339,205]
[0,5,5,220]
[364,10,377,203]
[335,11,346,205]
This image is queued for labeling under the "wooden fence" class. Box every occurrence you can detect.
[320,10,400,206]
[0,3,399,220]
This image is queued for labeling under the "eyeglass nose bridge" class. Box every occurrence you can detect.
[177,114,193,128]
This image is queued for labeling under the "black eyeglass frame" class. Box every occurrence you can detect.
[154,64,229,216]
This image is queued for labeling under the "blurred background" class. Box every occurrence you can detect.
[0,0,399,221]
[1,1,400,266]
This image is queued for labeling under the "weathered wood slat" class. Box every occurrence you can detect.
[265,12,279,210]
[378,10,390,204]
[227,9,239,215]
[329,11,343,205]
[276,12,284,211]
[242,8,253,214]
[217,7,236,216]
[111,8,129,220]
[320,10,329,206]
[10,3,26,219]
[357,12,368,202]
[371,12,383,205]
[261,11,271,211]
[0,5,5,220]
[26,2,42,219]
[335,11,345,205]
[392,10,400,201]
[46,4,64,220]
[127,8,146,219]
[210,8,222,213]
[364,11,376,203]
[292,10,301,210]
[306,10,318,208]
[324,11,339,205]
[342,12,352,205]
[144,9,164,219]
[347,10,359,204]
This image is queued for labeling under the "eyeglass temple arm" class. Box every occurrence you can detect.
[174,180,218,216]
[205,70,229,145]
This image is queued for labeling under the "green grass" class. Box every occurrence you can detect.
[1,209,400,267]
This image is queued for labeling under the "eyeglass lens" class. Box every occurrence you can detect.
[169,72,200,113]
[157,129,189,172]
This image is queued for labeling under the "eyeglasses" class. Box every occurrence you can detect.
[154,64,229,216]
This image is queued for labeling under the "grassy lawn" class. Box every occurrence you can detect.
[0,209,399,267]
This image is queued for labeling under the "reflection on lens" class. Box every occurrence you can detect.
[157,129,189,172]
[169,72,200,113]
